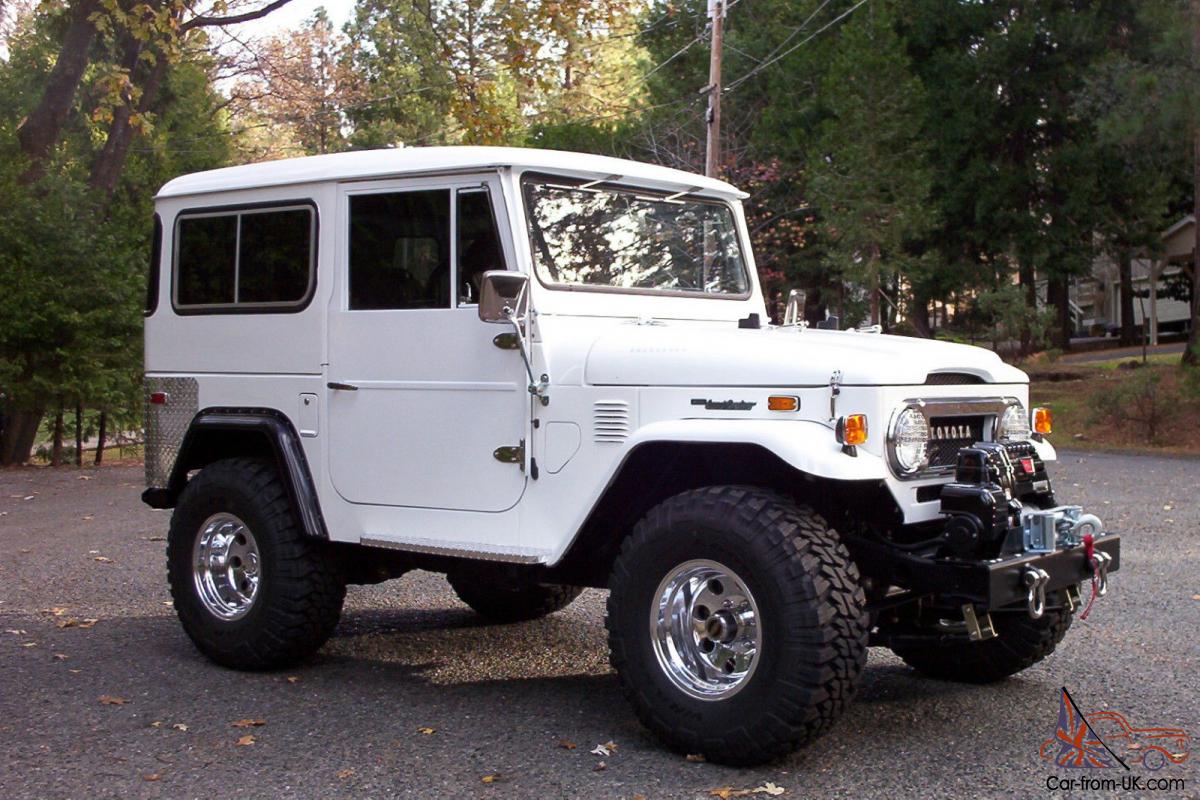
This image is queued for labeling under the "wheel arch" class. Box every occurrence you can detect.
[141,407,328,540]
[546,438,897,587]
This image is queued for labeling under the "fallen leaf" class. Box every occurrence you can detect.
[1192,594,1200,601]
[99,695,127,705]
[78,475,93,480]
[56,618,79,629]
[47,607,69,617]
[286,676,300,684]
[146,536,166,542]
[417,726,435,735]
[590,741,617,757]
[336,769,355,779]
[77,619,98,629]
[634,796,647,800]
[236,734,256,746]
[68,669,81,674]
[142,774,160,782]
[1128,743,1142,750]
[231,719,266,728]
[172,723,189,732]
[710,785,788,799]
[93,556,114,564]
[21,642,36,648]
[23,495,34,501]
[150,721,164,728]
[481,774,502,784]
[593,760,607,772]
[557,739,577,750]
[686,753,706,762]
[81,515,94,521]
[52,653,68,661]
[5,629,26,635]
[162,601,173,607]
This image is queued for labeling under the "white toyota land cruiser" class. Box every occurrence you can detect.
[143,146,1119,765]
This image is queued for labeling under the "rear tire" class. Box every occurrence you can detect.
[447,569,582,623]
[889,597,1073,683]
[606,486,869,766]
[167,458,345,670]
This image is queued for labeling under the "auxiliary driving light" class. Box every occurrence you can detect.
[836,414,868,446]
[1033,406,1052,435]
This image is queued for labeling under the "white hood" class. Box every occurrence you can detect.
[583,324,1027,387]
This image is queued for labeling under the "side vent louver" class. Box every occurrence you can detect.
[593,400,630,443]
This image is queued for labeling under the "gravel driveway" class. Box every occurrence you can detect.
[1,453,1196,799]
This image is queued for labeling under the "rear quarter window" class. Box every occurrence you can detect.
[173,203,317,313]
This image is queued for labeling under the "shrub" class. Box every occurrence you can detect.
[1088,370,1177,444]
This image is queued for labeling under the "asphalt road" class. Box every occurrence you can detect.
[1,454,1197,799]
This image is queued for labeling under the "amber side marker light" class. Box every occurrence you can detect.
[1033,406,1052,435]
[836,414,868,446]
[768,395,799,412]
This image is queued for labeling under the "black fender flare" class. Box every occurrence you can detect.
[141,408,329,540]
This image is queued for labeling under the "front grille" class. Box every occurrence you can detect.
[926,414,987,468]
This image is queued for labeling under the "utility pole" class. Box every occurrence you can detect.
[704,0,725,178]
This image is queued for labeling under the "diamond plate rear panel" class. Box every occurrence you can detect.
[144,377,198,488]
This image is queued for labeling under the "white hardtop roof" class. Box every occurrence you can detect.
[156,146,747,200]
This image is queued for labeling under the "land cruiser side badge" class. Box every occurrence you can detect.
[691,398,757,411]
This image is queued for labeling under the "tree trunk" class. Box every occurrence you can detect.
[94,412,107,465]
[17,0,102,182]
[74,402,83,467]
[1117,249,1137,346]
[909,286,933,338]
[51,406,64,467]
[0,407,45,465]
[89,45,170,199]
[1019,259,1036,356]
[1046,275,1072,350]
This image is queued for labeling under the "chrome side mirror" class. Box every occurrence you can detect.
[478,270,529,324]
[477,270,549,405]
[783,288,807,328]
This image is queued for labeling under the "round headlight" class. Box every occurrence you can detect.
[892,407,929,473]
[998,403,1032,442]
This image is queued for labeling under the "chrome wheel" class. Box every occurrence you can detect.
[650,559,762,701]
[192,513,261,621]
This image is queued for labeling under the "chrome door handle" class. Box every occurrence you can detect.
[327,381,359,391]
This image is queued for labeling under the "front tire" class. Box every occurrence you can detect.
[606,486,869,766]
[167,458,346,670]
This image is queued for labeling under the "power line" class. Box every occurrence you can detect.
[725,0,872,94]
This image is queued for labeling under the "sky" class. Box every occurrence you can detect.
[227,0,358,39]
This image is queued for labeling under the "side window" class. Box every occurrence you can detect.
[173,204,315,311]
[145,213,162,316]
[456,188,507,306]
[177,215,236,306]
[349,190,450,310]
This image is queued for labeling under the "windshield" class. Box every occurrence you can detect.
[521,178,750,297]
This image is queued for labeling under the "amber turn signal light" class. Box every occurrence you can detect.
[1033,406,1052,435]
[836,414,868,446]
[767,395,799,412]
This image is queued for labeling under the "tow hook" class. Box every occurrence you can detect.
[1092,551,1113,597]
[1023,566,1051,619]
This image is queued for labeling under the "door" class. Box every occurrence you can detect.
[326,175,528,512]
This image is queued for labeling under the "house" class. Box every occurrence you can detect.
[1072,215,1194,343]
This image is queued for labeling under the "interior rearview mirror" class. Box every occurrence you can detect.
[478,271,530,324]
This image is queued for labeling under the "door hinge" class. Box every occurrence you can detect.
[493,439,525,470]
